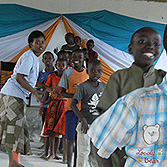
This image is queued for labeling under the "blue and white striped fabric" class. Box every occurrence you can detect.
[0,4,166,72]
[88,81,167,166]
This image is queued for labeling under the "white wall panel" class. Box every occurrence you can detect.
[0,0,167,23]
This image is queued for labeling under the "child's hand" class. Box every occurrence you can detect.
[81,118,89,134]
[51,87,61,95]
[45,86,53,93]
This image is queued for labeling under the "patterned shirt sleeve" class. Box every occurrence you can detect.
[88,97,137,158]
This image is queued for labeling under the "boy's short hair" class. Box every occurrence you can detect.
[72,49,84,55]
[28,30,45,46]
[87,39,94,44]
[57,50,69,58]
[88,59,102,67]
[42,51,54,59]
[56,58,67,64]
[130,27,159,44]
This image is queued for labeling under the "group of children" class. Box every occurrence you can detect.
[54,32,99,69]
[37,32,100,167]
[0,26,167,167]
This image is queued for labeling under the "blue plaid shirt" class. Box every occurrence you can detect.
[88,81,167,167]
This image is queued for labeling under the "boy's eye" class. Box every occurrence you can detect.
[36,41,45,45]
[153,42,160,47]
[138,40,146,44]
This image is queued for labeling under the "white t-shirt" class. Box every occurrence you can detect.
[1,50,39,103]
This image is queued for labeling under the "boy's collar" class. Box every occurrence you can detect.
[131,63,155,74]
[42,67,56,73]
[67,44,75,47]
[88,79,100,87]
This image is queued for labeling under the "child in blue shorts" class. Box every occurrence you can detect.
[58,49,89,167]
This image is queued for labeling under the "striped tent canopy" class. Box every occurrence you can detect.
[0,4,166,83]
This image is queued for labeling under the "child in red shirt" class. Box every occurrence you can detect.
[41,58,67,162]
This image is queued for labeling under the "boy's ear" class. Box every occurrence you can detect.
[128,44,133,54]
[29,42,32,48]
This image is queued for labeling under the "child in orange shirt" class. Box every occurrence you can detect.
[58,49,89,167]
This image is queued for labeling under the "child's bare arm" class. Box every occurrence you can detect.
[61,87,74,98]
[36,80,53,93]
[16,73,42,105]
[39,91,51,116]
[42,91,52,105]
[71,99,88,134]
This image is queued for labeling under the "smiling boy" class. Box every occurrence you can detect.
[58,49,89,167]
[97,27,166,114]
[94,27,166,167]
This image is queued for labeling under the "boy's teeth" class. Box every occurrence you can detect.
[143,53,154,58]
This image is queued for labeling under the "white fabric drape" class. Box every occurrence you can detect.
[39,19,67,71]
[0,18,59,62]
[64,17,134,71]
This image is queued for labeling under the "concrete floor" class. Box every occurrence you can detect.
[0,141,67,167]
[0,105,67,167]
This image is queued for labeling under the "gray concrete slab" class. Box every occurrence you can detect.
[0,106,68,167]
[0,141,67,167]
